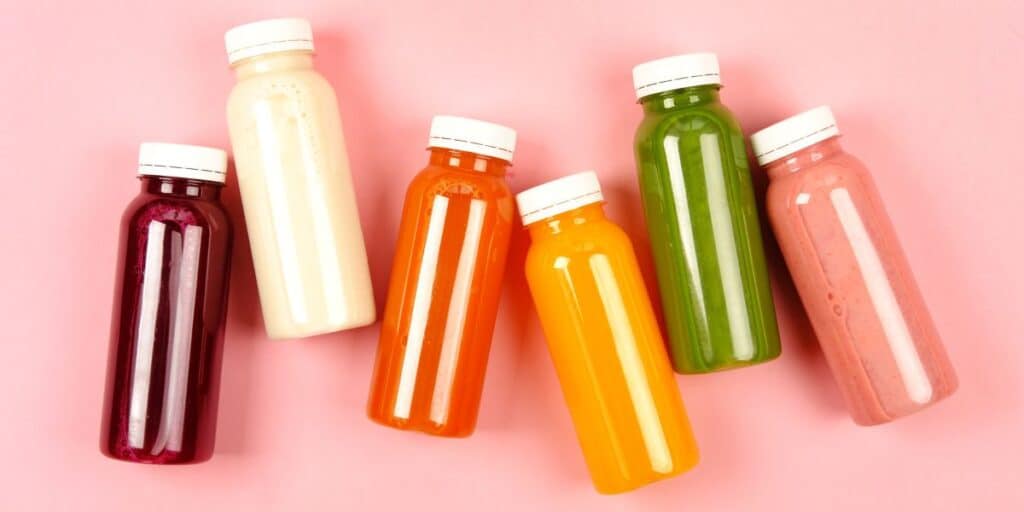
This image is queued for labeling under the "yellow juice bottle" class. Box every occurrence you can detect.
[517,171,699,494]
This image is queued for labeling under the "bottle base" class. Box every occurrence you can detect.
[671,350,782,375]
[592,454,699,494]
[850,382,958,426]
[366,412,474,438]
[99,446,212,465]
[266,312,378,340]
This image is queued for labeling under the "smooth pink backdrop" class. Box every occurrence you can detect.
[1,0,1022,510]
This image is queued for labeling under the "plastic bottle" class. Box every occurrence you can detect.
[368,116,516,437]
[225,17,375,339]
[100,143,233,463]
[632,53,781,373]
[752,106,958,424]
[519,171,699,493]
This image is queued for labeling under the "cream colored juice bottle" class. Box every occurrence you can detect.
[225,18,375,338]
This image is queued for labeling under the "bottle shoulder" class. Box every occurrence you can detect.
[408,164,512,202]
[767,152,874,207]
[227,68,335,109]
[635,101,742,144]
[122,193,231,232]
[526,220,632,269]
[769,152,868,189]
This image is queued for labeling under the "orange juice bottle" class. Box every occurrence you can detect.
[367,116,516,437]
[517,171,699,493]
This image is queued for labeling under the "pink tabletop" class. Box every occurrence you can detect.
[1,0,1021,510]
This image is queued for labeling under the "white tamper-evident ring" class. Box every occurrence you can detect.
[138,143,228,184]
[225,18,314,65]
[750,106,840,166]
[516,171,604,225]
[632,53,721,100]
[428,115,517,162]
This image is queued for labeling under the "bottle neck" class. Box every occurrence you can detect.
[428,148,510,177]
[232,51,314,79]
[526,202,607,240]
[640,84,721,114]
[140,176,223,200]
[764,136,845,179]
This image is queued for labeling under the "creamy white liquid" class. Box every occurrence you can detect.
[227,52,375,338]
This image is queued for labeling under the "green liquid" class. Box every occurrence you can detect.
[633,85,780,373]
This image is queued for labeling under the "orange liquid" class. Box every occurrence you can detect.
[368,149,514,437]
[525,203,699,493]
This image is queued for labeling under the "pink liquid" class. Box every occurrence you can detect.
[100,176,233,463]
[766,137,957,425]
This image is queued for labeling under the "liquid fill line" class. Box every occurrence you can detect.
[255,101,309,325]
[296,108,345,325]
[151,226,203,454]
[393,195,450,419]
[430,199,487,425]
[699,134,755,360]
[830,188,933,404]
[149,231,182,454]
[590,254,673,474]
[128,221,166,449]
[662,136,710,356]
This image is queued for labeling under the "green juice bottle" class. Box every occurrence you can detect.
[632,53,781,373]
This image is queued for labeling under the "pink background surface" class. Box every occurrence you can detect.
[1,0,1022,510]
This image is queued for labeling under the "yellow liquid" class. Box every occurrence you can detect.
[524,203,699,494]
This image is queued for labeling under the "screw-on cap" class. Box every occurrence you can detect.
[632,53,721,100]
[750,106,840,166]
[225,18,314,65]
[428,116,517,162]
[516,171,604,225]
[138,143,228,184]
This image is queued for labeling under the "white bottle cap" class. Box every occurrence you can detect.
[516,171,604,226]
[428,115,517,162]
[632,53,721,100]
[225,18,314,65]
[137,142,228,184]
[749,106,840,165]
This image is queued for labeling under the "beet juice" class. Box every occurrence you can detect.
[100,143,233,463]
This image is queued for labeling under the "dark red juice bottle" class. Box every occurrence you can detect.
[100,143,233,464]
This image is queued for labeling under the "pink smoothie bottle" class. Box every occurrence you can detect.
[751,106,957,425]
